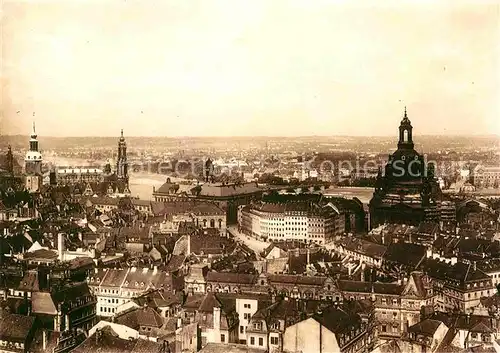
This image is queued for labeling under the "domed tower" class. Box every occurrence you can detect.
[24,122,43,192]
[369,108,441,228]
[116,129,128,184]
[397,107,414,150]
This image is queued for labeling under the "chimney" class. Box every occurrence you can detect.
[142,268,148,274]
[177,317,182,329]
[307,249,310,266]
[65,314,70,331]
[42,330,47,351]
[361,263,366,282]
[187,234,191,255]
[153,266,158,275]
[473,262,477,271]
[58,233,65,261]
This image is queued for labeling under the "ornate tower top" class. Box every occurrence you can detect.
[26,121,42,161]
[397,107,414,150]
[31,122,37,140]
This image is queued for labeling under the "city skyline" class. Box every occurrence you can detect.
[2,0,499,137]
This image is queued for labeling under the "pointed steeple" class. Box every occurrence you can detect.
[31,121,37,139]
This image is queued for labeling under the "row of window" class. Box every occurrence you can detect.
[100,306,116,314]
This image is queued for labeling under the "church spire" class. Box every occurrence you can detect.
[116,129,128,183]
[31,121,37,139]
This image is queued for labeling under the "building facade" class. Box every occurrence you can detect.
[238,201,345,245]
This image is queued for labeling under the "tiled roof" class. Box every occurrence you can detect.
[200,343,264,353]
[338,237,387,259]
[115,307,164,330]
[0,314,35,342]
[408,319,443,336]
[312,305,363,334]
[206,272,257,285]
[384,242,426,269]
[424,259,491,287]
[338,280,403,295]
[267,274,328,287]
[196,182,263,198]
[31,292,57,315]
[72,326,163,353]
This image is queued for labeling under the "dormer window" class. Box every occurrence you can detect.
[125,281,129,285]
[140,282,145,287]
[135,282,139,286]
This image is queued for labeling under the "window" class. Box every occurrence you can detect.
[250,337,255,345]
[259,337,263,346]
[382,325,387,333]
[220,334,225,342]
[270,337,279,345]
[240,326,244,334]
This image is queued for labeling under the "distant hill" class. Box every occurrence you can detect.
[0,134,498,154]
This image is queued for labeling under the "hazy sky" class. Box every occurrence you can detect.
[1,0,499,137]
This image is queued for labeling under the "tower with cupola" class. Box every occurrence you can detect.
[369,108,442,228]
[24,122,43,192]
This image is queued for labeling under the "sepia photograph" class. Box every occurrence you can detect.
[0,1,499,352]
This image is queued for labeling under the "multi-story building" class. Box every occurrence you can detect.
[423,259,495,312]
[473,165,500,188]
[87,267,173,317]
[31,281,97,333]
[180,292,239,348]
[55,168,104,185]
[0,314,36,353]
[153,178,265,224]
[338,272,434,342]
[216,293,270,345]
[239,201,345,245]
[282,301,374,353]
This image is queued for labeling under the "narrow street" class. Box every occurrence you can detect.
[227,225,269,256]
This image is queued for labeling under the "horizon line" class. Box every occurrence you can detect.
[1,133,499,139]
